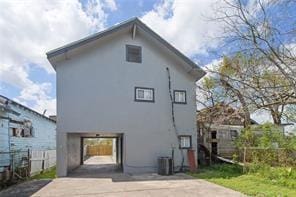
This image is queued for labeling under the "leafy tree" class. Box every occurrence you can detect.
[236,127,258,148]
[236,123,296,149]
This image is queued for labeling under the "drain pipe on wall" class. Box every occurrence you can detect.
[166,67,185,172]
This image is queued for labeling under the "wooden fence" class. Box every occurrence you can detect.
[0,149,56,183]
[86,145,112,156]
[30,149,56,175]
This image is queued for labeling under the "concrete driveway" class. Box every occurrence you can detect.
[32,177,243,197]
[0,176,243,197]
[84,155,116,165]
[0,164,243,197]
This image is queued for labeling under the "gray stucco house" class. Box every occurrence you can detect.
[47,18,205,176]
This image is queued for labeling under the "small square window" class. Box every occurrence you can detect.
[179,135,192,149]
[135,87,154,102]
[174,90,186,104]
[230,130,238,140]
[126,45,142,63]
[10,128,24,137]
[211,130,217,139]
[11,128,17,137]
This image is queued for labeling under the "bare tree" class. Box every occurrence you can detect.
[196,0,296,125]
[198,54,296,126]
[219,55,295,125]
[196,62,253,127]
[214,0,296,94]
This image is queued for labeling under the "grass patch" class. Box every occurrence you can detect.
[188,164,296,197]
[31,167,56,180]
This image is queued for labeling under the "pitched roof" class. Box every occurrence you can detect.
[46,17,206,80]
[0,95,56,123]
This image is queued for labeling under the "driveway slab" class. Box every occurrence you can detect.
[0,173,244,197]
[36,176,244,197]
[0,165,244,197]
[84,156,116,165]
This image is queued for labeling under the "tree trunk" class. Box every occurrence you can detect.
[270,107,282,125]
[221,79,252,127]
[236,91,251,127]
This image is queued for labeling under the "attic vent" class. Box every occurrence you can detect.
[126,45,142,63]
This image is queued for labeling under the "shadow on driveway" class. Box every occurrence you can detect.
[0,179,51,197]
[68,164,194,182]
[0,166,243,197]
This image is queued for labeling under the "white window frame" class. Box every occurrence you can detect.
[179,135,192,149]
[174,90,186,104]
[135,87,154,102]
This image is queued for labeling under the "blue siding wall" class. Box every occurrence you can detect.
[0,102,56,171]
[0,115,10,167]
[0,117,9,152]
[8,104,56,151]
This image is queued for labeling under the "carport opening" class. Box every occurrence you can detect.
[80,136,123,171]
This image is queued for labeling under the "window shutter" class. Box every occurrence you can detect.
[126,45,142,63]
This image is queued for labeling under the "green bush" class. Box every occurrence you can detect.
[245,163,296,189]
[236,123,296,167]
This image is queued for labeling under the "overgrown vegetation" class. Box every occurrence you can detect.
[1,167,56,191]
[31,167,56,180]
[191,124,296,196]
[189,164,296,197]
[235,123,296,166]
[246,164,296,189]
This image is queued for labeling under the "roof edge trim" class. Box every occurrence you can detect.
[46,17,206,79]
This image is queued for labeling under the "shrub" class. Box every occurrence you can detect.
[236,123,296,167]
[245,163,296,189]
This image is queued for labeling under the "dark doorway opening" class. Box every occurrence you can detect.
[211,142,218,155]
[211,130,217,139]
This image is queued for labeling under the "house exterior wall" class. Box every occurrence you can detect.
[199,124,243,158]
[0,101,56,171]
[8,104,56,151]
[199,124,288,160]
[0,114,10,168]
[67,133,81,171]
[55,30,198,176]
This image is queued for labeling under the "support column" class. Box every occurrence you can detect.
[56,132,67,177]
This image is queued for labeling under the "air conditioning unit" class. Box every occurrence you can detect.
[157,157,173,175]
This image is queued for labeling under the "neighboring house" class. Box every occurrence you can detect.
[197,103,258,160]
[47,17,206,176]
[0,95,56,172]
[197,103,290,162]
